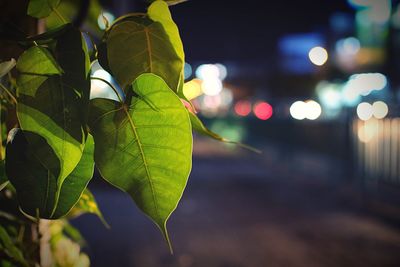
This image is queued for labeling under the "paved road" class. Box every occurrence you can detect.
[74,140,400,267]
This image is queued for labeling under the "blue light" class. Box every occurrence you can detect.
[184,62,192,80]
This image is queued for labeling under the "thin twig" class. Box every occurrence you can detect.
[0,100,2,160]
[0,83,17,104]
[85,31,98,59]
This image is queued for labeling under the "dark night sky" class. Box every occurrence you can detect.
[168,0,354,62]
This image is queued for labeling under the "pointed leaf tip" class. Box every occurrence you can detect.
[89,73,192,249]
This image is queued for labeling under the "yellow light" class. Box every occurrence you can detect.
[357,120,378,143]
[308,46,328,66]
[357,102,373,121]
[183,79,202,100]
[372,101,388,119]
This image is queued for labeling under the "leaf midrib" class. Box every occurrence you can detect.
[144,27,153,73]
[122,105,161,223]
[50,75,68,217]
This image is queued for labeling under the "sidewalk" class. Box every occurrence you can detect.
[75,138,400,267]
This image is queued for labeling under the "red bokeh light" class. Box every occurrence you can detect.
[253,102,273,120]
[234,100,252,116]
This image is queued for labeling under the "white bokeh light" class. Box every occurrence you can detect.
[308,46,328,66]
[195,64,220,80]
[305,100,322,120]
[290,101,307,120]
[372,101,388,119]
[357,102,373,121]
[201,78,223,96]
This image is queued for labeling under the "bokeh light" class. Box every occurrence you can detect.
[308,46,328,66]
[357,119,379,143]
[195,64,220,80]
[97,11,115,30]
[253,102,273,120]
[201,78,223,96]
[290,101,307,120]
[305,100,322,120]
[234,100,252,117]
[372,101,389,119]
[183,79,202,100]
[335,37,360,56]
[316,81,342,109]
[184,62,193,80]
[357,102,373,121]
[345,73,387,97]
[215,63,228,80]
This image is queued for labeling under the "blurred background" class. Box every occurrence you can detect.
[54,0,400,266]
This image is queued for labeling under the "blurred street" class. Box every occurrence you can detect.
[74,137,400,267]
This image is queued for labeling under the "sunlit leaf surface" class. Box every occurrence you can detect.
[27,0,60,18]
[89,73,192,248]
[104,17,182,92]
[6,129,95,219]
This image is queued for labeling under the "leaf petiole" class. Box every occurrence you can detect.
[0,83,17,104]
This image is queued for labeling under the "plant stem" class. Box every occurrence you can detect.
[52,7,67,24]
[0,83,17,104]
[85,31,98,59]
[0,100,3,160]
[90,77,124,103]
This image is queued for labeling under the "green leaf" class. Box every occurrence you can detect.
[16,25,90,190]
[148,0,186,98]
[51,135,95,218]
[89,73,192,250]
[147,0,188,6]
[5,129,95,219]
[0,59,16,78]
[28,0,60,19]
[104,18,182,92]
[68,189,108,228]
[189,112,261,153]
[0,225,27,266]
[25,23,70,43]
[148,0,184,66]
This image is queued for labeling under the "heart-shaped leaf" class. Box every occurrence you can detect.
[5,129,95,219]
[147,0,188,6]
[148,1,184,67]
[16,25,90,183]
[104,18,182,92]
[88,73,192,249]
[27,0,60,19]
[16,25,91,216]
[148,0,186,98]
